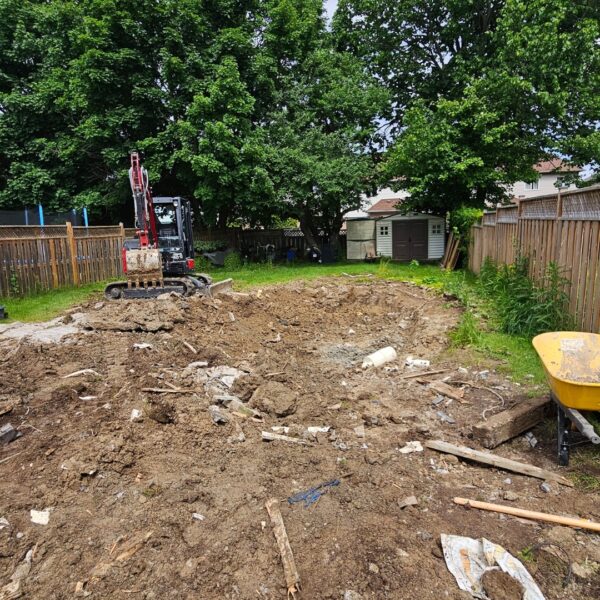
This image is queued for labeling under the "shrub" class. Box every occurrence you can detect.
[194,239,229,253]
[223,251,243,270]
[477,254,571,336]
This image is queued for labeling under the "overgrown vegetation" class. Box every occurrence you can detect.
[479,256,572,336]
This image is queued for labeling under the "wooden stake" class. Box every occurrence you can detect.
[454,497,600,532]
[265,498,301,599]
[399,369,449,380]
[425,440,573,487]
[115,532,153,562]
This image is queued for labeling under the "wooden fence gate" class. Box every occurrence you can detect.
[0,224,125,297]
[468,185,600,332]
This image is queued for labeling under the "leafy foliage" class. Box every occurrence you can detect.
[479,255,572,336]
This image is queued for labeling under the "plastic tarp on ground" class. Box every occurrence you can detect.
[441,534,545,600]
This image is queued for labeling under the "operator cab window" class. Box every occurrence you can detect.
[155,205,179,247]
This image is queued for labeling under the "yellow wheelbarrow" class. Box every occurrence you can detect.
[533,332,600,465]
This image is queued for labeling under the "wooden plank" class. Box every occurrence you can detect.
[424,440,573,486]
[472,396,551,449]
[454,497,600,533]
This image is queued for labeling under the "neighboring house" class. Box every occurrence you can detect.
[508,159,580,200]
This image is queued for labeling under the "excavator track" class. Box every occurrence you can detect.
[104,276,233,300]
[104,278,195,300]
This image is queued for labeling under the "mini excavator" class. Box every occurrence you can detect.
[104,152,232,299]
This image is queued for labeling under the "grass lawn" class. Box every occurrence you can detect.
[0,281,107,323]
[0,259,545,385]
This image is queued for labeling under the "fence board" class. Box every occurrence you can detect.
[468,185,600,332]
[0,224,125,297]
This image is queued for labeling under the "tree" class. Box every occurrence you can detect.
[333,0,503,128]
[0,0,269,220]
[336,0,600,213]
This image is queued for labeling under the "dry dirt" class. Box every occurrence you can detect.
[0,279,599,600]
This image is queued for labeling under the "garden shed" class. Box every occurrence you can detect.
[376,214,445,261]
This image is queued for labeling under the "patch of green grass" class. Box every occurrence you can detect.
[204,259,456,289]
[569,446,600,492]
[517,546,535,563]
[450,310,482,347]
[477,331,546,386]
[0,281,106,322]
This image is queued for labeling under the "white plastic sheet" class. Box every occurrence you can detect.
[441,534,545,600]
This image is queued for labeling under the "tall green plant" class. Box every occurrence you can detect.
[477,254,572,336]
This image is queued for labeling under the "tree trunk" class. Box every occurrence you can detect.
[299,211,319,250]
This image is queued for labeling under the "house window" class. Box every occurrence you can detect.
[379,225,389,236]
[525,180,539,190]
[431,223,442,235]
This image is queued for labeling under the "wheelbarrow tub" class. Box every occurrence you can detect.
[532,332,600,411]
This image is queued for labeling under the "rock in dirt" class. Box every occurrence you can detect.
[481,569,524,600]
[503,491,519,502]
[208,405,229,425]
[0,423,19,445]
[398,495,419,509]
[130,409,143,422]
[249,381,297,417]
[344,592,363,600]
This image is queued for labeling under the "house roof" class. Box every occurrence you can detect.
[367,198,403,213]
[534,159,581,174]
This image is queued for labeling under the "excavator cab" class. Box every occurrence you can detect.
[153,196,195,275]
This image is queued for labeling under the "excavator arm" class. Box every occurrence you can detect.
[129,152,158,248]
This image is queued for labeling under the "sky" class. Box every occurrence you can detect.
[324,0,338,21]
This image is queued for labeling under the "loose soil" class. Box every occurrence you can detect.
[1,279,599,600]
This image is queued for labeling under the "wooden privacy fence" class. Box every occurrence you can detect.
[0,224,125,297]
[468,185,600,332]
[194,228,347,255]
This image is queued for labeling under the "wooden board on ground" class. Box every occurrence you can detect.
[425,440,573,487]
[472,396,551,449]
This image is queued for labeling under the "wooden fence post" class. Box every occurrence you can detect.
[66,221,80,286]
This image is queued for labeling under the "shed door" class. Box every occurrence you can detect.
[392,220,428,260]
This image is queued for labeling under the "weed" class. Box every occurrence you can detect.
[477,254,571,336]
[142,485,163,498]
[409,259,420,268]
[518,546,535,563]
[223,251,242,270]
[377,257,391,277]
[450,311,482,347]
[9,267,20,296]
[569,472,600,492]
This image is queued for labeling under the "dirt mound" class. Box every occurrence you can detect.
[481,569,524,600]
[1,278,594,600]
[83,298,186,332]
